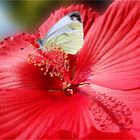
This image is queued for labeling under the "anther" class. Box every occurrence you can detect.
[27,45,70,80]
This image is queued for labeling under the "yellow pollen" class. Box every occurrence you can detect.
[27,46,70,80]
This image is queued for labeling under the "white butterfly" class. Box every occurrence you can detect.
[37,12,84,54]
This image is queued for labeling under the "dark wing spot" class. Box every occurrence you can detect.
[69,12,82,23]
[63,33,69,36]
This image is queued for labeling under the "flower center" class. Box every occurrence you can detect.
[28,46,69,79]
[27,44,82,95]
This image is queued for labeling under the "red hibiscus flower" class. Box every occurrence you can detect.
[0,1,140,139]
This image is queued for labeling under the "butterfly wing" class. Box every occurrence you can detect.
[38,12,84,54]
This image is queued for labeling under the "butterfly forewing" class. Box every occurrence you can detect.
[38,12,84,54]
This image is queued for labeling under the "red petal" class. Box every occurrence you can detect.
[0,89,134,139]
[0,34,50,90]
[39,4,98,37]
[0,34,67,90]
[0,34,33,89]
[74,1,140,90]
[90,84,140,139]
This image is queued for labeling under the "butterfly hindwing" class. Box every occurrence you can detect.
[38,12,84,54]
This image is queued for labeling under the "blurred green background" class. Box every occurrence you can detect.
[0,0,113,40]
